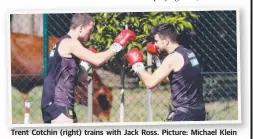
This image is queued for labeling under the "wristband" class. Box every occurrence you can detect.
[132,62,145,74]
[80,61,91,72]
[109,43,123,54]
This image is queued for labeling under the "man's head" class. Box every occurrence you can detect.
[150,23,178,52]
[70,13,94,41]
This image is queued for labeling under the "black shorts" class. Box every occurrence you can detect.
[41,103,76,123]
[166,107,206,121]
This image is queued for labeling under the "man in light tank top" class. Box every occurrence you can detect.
[125,23,205,121]
[41,13,136,124]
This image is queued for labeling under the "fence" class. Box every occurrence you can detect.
[11,10,238,124]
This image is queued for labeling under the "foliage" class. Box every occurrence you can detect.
[86,12,199,75]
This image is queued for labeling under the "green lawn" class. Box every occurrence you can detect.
[11,86,238,124]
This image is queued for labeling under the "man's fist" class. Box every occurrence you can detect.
[125,48,145,73]
[146,42,159,55]
[80,47,98,72]
[125,48,143,65]
[114,29,136,46]
[110,29,136,53]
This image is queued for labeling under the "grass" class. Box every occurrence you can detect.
[11,86,238,124]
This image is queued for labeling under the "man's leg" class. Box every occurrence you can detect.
[51,113,73,124]
[43,104,75,124]
[51,106,75,124]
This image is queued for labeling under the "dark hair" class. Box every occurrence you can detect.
[70,13,94,29]
[150,23,178,42]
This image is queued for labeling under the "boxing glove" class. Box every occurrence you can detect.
[110,29,136,53]
[80,48,98,72]
[125,48,145,74]
[146,42,159,55]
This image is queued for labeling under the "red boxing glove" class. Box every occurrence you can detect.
[110,29,136,54]
[125,48,143,65]
[146,42,159,55]
[125,48,145,73]
[114,29,136,46]
[88,48,98,53]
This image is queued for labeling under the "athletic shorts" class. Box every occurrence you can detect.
[166,107,206,121]
[41,103,76,123]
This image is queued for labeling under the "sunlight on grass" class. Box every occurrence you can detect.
[12,86,238,124]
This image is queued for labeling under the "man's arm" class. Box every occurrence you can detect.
[125,48,176,89]
[69,39,114,66]
[138,55,174,89]
[67,29,136,66]
[65,39,115,66]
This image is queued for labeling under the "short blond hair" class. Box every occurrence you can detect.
[70,13,94,29]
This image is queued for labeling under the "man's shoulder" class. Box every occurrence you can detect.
[58,38,78,56]
[169,51,183,60]
[175,46,197,59]
[163,52,183,65]
[59,38,80,50]
[60,38,76,45]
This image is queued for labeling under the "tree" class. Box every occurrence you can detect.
[86,12,199,88]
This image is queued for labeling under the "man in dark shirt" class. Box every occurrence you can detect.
[125,23,205,121]
[41,13,136,124]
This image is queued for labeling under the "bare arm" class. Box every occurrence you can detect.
[138,54,175,89]
[66,39,115,66]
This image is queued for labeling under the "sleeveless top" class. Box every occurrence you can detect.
[41,35,80,108]
[169,45,205,110]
